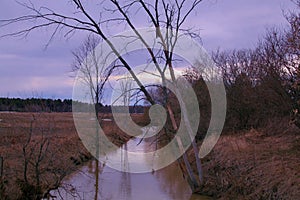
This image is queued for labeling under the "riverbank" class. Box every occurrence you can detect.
[0,112,133,199]
[1,113,299,199]
[197,118,300,199]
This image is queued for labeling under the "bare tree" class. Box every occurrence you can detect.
[17,114,71,199]
[72,35,116,200]
[212,1,300,130]
[1,0,206,192]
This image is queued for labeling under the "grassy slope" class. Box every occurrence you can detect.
[197,118,300,199]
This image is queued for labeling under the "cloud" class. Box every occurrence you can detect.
[0,0,298,99]
[0,75,74,99]
[189,0,297,51]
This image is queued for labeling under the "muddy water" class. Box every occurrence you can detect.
[50,130,210,200]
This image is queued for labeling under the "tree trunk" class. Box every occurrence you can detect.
[167,104,203,192]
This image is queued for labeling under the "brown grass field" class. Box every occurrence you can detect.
[0,112,135,199]
[0,113,299,199]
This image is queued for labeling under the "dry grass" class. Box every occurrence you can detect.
[0,112,132,199]
[2,112,298,199]
[197,118,300,199]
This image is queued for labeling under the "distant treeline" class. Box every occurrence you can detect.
[0,97,145,113]
[0,98,74,112]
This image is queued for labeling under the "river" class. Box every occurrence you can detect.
[49,128,210,200]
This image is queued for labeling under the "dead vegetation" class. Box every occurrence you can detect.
[0,112,132,199]
[195,118,300,199]
[1,112,299,199]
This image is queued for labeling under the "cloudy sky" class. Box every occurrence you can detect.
[0,0,297,100]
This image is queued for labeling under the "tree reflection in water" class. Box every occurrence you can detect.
[48,130,211,200]
[119,143,132,199]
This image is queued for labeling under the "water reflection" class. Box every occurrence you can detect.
[119,143,132,199]
[49,129,210,200]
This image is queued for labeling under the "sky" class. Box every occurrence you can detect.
[0,0,297,100]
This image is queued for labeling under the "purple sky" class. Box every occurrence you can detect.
[0,0,297,100]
